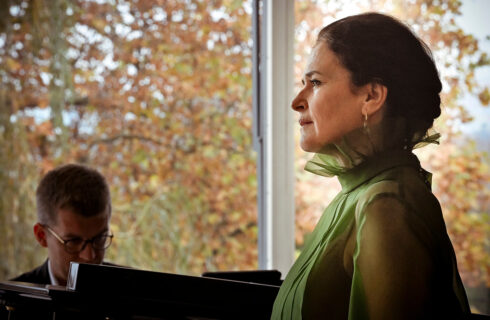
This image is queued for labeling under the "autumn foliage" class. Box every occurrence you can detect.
[1,0,257,276]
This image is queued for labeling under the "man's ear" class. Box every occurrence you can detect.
[362,82,387,117]
[34,223,48,247]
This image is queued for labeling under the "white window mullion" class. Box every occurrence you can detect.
[255,0,295,277]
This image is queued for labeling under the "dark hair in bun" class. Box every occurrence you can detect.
[318,12,442,140]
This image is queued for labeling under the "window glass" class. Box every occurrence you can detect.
[0,0,256,277]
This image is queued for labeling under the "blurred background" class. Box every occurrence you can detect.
[0,0,488,314]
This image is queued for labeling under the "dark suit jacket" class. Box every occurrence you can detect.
[10,259,118,285]
[10,259,50,285]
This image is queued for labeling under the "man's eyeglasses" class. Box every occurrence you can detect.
[44,225,113,254]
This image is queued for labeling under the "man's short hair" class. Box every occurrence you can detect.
[36,164,111,225]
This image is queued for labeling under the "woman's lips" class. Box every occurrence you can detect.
[299,119,313,126]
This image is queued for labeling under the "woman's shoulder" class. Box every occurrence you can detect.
[357,164,439,212]
[354,165,447,248]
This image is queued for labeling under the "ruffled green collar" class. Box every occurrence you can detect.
[304,116,438,192]
[307,149,431,193]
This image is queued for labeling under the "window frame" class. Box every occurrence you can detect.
[253,0,295,277]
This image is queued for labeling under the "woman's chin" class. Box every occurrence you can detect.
[300,140,321,153]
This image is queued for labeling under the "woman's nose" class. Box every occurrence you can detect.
[291,88,307,111]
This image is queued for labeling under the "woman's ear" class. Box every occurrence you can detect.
[362,82,387,117]
[34,223,48,247]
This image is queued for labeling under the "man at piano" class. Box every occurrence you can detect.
[11,163,114,286]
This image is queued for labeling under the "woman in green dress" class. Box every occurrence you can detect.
[271,12,470,320]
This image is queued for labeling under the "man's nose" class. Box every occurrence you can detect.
[78,242,96,261]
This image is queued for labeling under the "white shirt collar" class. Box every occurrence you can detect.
[47,259,59,286]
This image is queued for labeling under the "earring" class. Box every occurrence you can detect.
[363,113,368,131]
[362,112,371,136]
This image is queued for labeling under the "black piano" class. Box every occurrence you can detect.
[0,262,281,319]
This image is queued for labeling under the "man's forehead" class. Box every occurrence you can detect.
[56,209,109,232]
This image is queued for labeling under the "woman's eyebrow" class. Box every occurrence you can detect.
[304,70,323,78]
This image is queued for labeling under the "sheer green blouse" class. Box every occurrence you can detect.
[271,149,470,320]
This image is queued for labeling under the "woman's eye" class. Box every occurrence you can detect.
[310,79,321,87]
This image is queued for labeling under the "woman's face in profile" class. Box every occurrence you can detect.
[291,42,367,152]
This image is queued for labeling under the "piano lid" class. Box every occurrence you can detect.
[0,280,50,296]
[65,262,280,319]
